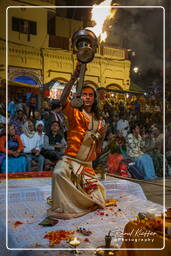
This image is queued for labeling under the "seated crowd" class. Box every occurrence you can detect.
[0,95,168,179]
[0,99,67,173]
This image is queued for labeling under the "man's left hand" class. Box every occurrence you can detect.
[98,125,108,137]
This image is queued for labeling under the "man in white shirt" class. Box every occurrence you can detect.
[35,120,45,150]
[20,120,45,172]
[116,114,130,137]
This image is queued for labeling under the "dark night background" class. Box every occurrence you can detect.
[55,0,171,94]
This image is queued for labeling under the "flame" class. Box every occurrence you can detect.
[86,0,118,42]
[69,237,80,246]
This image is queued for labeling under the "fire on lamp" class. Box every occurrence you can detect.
[69,237,81,254]
[86,0,118,43]
[69,0,118,109]
[69,237,81,247]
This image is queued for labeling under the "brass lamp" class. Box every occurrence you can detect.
[71,29,98,63]
[70,29,98,108]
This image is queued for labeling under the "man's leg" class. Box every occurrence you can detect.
[36,154,45,171]
[25,154,32,172]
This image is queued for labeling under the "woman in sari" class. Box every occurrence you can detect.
[0,125,27,173]
[107,131,128,175]
[126,124,156,180]
[144,131,167,177]
[47,85,107,220]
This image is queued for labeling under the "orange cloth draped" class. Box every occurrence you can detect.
[0,135,24,155]
[63,100,101,161]
[116,218,171,256]
[47,101,106,219]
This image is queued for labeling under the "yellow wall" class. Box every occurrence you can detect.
[43,49,130,89]
[56,16,83,39]
[0,0,55,41]
[0,0,131,91]
[7,7,49,48]
[0,41,131,89]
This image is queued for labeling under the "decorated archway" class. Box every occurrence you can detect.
[8,67,42,87]
[84,80,98,89]
[106,83,123,91]
[13,76,37,85]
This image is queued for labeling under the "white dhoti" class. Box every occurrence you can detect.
[47,157,106,219]
[47,105,107,219]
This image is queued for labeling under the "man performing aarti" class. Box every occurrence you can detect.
[45,29,116,221]
[47,82,108,219]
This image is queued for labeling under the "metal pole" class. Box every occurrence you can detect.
[107,173,171,189]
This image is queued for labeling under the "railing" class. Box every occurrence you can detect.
[100,45,125,60]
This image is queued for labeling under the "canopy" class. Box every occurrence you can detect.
[3,80,39,88]
[129,82,145,93]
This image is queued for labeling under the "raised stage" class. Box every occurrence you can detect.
[0,175,163,256]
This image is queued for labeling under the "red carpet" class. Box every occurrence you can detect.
[0,171,52,180]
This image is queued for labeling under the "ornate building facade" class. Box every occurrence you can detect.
[0,0,131,100]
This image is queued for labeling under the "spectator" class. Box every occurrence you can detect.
[15,97,27,114]
[42,97,50,111]
[130,101,135,112]
[0,125,27,173]
[35,120,45,150]
[154,127,163,154]
[42,121,66,162]
[118,100,125,114]
[116,113,130,137]
[32,111,42,126]
[0,109,7,136]
[8,97,16,117]
[144,130,165,177]
[28,94,36,118]
[20,120,45,172]
[10,110,26,136]
[41,111,50,134]
[48,99,67,138]
[126,124,156,180]
[134,100,140,113]
[95,131,127,176]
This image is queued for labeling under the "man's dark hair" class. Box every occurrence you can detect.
[51,120,60,127]
[130,123,139,133]
[51,99,61,110]
[81,85,101,120]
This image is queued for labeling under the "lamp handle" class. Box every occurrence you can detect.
[76,63,86,97]
[60,62,81,106]
[70,63,87,108]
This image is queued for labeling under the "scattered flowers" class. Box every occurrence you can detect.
[33,243,43,247]
[77,227,92,236]
[13,221,23,229]
[44,230,75,247]
[133,217,164,233]
[84,238,90,242]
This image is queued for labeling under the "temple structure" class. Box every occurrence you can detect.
[0,0,131,99]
